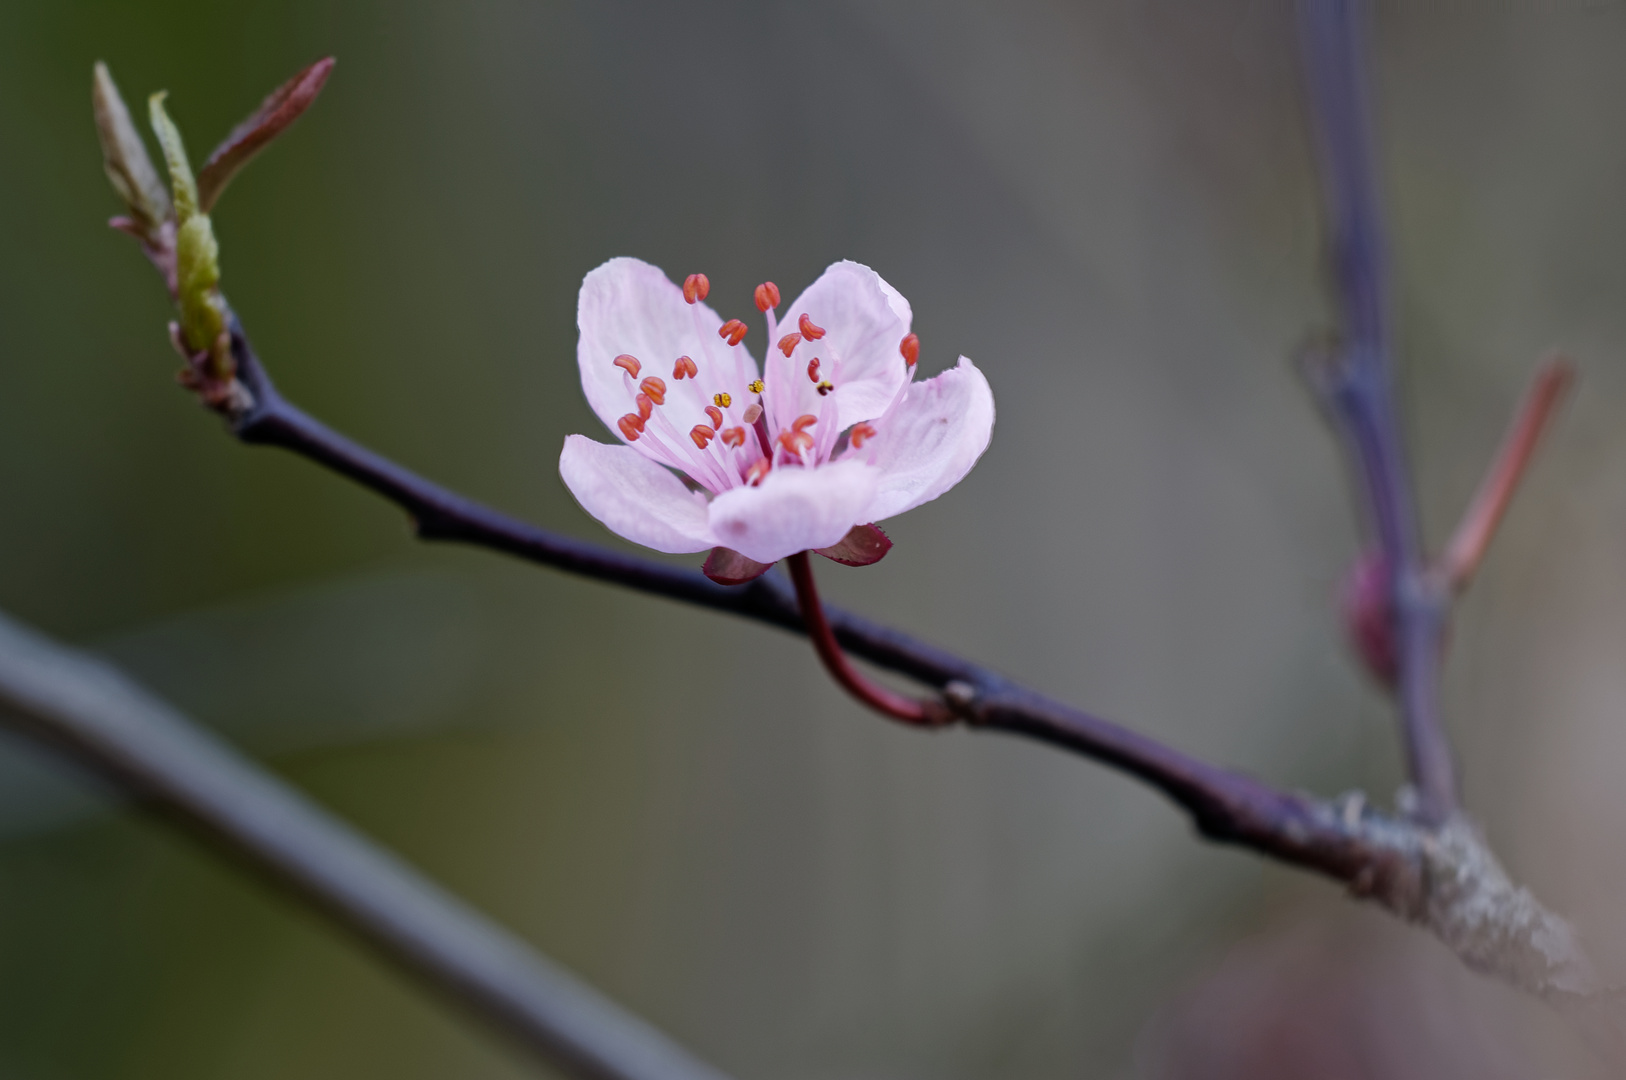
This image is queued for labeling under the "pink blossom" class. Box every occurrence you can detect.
[559,257,994,577]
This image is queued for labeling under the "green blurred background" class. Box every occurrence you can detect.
[3,1,1626,1076]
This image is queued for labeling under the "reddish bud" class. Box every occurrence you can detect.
[618,415,644,441]
[754,281,780,312]
[639,376,667,405]
[777,332,802,357]
[850,421,877,449]
[197,57,336,214]
[719,318,748,346]
[683,273,710,304]
[1340,552,1397,686]
[899,333,919,366]
[613,354,642,378]
[720,426,747,448]
[798,313,826,340]
[705,405,725,428]
[672,355,698,380]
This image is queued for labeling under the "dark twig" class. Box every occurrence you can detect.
[220,319,1465,927]
[1298,0,1457,824]
[0,611,733,1080]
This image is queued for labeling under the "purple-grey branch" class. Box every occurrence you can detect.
[1297,0,1458,823]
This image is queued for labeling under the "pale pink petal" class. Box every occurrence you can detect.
[705,458,880,564]
[559,435,717,553]
[577,257,761,452]
[864,357,995,521]
[772,261,911,433]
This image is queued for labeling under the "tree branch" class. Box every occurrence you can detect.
[1297,0,1458,824]
[0,610,733,1080]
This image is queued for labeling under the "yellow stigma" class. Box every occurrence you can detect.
[748,379,764,394]
[713,392,732,408]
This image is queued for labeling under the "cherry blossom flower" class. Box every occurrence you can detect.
[559,257,994,582]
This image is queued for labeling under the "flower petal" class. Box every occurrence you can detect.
[705,458,880,564]
[864,357,995,521]
[771,261,911,434]
[577,257,760,451]
[559,434,716,553]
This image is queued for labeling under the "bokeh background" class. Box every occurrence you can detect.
[3,1,1626,1076]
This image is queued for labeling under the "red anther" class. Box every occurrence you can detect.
[706,405,725,428]
[899,333,919,366]
[777,332,802,357]
[798,313,826,340]
[690,424,715,449]
[672,355,698,380]
[618,415,644,441]
[816,380,834,396]
[746,458,772,486]
[635,392,653,420]
[754,282,781,312]
[850,422,877,449]
[806,357,821,382]
[720,426,747,448]
[792,414,818,432]
[613,354,642,378]
[777,429,815,455]
[639,376,667,405]
[683,273,710,304]
[719,319,748,346]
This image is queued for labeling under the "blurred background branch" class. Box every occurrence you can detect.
[0,608,733,1080]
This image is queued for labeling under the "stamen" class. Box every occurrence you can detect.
[777,333,802,357]
[713,392,732,408]
[754,282,781,312]
[683,274,710,304]
[719,319,748,346]
[816,380,834,396]
[900,333,919,366]
[672,355,698,380]
[705,405,724,428]
[792,414,818,432]
[720,426,747,448]
[806,357,821,382]
[640,376,667,405]
[741,403,763,424]
[850,422,877,449]
[635,392,653,420]
[690,424,715,450]
[777,430,815,456]
[798,313,826,340]
[746,458,772,486]
[618,415,644,441]
[748,379,764,394]
[613,354,642,378]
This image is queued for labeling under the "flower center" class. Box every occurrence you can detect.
[608,275,918,496]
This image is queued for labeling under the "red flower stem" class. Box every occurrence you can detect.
[1441,356,1574,592]
[785,551,943,726]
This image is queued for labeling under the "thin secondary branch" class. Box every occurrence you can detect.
[784,552,947,727]
[1442,356,1574,591]
[0,611,732,1080]
[1298,0,1457,824]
